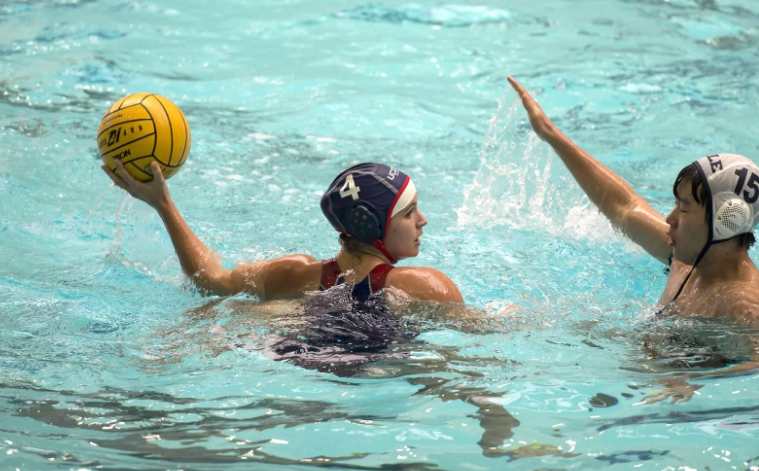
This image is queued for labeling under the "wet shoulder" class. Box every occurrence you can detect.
[714,281,759,323]
[385,266,463,303]
[263,254,323,298]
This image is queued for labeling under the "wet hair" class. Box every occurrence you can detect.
[673,163,755,248]
[338,233,366,257]
[673,164,707,206]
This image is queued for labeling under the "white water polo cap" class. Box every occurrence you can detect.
[694,153,759,242]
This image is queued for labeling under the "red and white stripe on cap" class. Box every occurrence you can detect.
[384,177,417,235]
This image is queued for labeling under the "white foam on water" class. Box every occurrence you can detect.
[456,91,620,245]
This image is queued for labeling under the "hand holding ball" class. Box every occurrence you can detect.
[97,93,191,182]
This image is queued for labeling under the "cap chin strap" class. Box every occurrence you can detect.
[373,239,398,265]
[662,234,738,311]
[665,243,710,307]
[660,159,713,312]
[661,156,758,314]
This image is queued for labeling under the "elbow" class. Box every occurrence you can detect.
[616,198,648,234]
[189,270,233,297]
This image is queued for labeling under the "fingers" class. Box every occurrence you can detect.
[102,160,148,199]
[642,390,691,405]
[115,160,140,188]
[122,159,157,188]
[148,161,166,185]
[102,165,132,193]
[671,394,690,405]
[507,76,528,98]
[507,76,545,117]
[642,392,666,404]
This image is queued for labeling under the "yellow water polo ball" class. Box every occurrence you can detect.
[97,93,191,182]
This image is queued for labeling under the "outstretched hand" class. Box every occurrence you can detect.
[102,160,172,210]
[507,76,559,142]
[642,377,703,405]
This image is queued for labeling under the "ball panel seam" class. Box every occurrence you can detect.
[100,133,156,158]
[152,96,175,166]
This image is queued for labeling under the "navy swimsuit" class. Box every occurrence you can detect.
[318,258,394,301]
[268,259,414,376]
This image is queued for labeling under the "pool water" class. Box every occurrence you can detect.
[2,0,759,469]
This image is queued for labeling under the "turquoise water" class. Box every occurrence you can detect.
[2,0,759,469]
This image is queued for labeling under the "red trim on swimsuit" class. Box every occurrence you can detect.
[369,263,393,294]
[319,259,342,290]
[319,259,394,294]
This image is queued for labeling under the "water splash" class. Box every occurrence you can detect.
[84,182,116,225]
[456,91,619,244]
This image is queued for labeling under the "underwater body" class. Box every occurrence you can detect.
[2,0,759,469]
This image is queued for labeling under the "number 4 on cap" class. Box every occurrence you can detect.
[340,174,361,200]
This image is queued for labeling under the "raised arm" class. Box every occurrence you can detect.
[103,161,319,298]
[508,77,671,265]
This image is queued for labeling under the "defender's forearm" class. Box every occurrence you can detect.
[545,131,641,226]
[156,200,226,294]
[684,360,759,382]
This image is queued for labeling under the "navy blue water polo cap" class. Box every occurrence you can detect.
[321,163,417,262]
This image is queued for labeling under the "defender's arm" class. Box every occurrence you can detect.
[509,77,671,264]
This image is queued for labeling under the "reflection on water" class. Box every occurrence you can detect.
[3,0,759,468]
[138,297,527,458]
[5,294,755,468]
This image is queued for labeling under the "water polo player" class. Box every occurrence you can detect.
[102,161,463,306]
[103,162,521,452]
[509,77,759,320]
[509,76,759,403]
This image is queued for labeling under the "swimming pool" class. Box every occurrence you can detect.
[2,0,759,469]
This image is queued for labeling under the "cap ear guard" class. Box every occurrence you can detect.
[714,197,752,240]
[695,154,759,242]
[344,203,383,243]
[664,154,759,311]
[321,163,412,256]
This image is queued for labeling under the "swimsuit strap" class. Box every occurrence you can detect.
[319,259,342,290]
[320,259,394,297]
[351,263,393,302]
[369,264,394,294]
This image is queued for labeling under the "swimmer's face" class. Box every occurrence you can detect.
[383,193,427,260]
[665,180,709,264]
